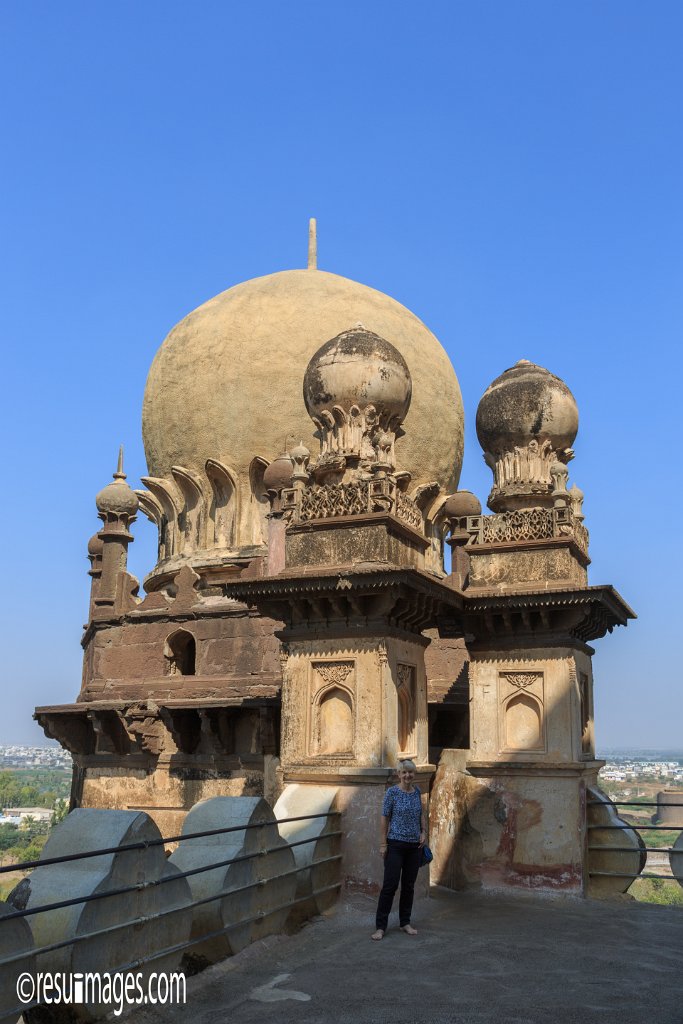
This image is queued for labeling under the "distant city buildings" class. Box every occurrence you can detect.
[0,806,53,825]
[599,759,683,784]
[0,745,72,770]
[1,744,680,782]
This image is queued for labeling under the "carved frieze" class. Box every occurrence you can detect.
[396,491,423,531]
[482,508,554,545]
[492,439,556,492]
[485,439,577,512]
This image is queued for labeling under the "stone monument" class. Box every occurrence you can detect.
[36,225,635,895]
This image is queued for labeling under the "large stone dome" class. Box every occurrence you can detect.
[141,267,463,572]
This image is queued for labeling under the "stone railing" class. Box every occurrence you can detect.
[299,481,368,520]
[464,506,589,556]
[0,789,340,1024]
[286,478,423,533]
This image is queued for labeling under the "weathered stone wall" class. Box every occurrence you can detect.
[427,644,602,894]
[429,750,597,893]
[467,543,587,590]
[76,759,278,838]
[81,607,281,701]
[286,518,426,572]
[469,647,594,766]
[423,632,468,703]
[280,635,428,773]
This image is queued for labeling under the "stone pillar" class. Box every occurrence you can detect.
[464,644,601,893]
[91,449,139,617]
[278,633,431,891]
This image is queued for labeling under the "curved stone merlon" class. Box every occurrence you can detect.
[669,831,683,886]
[169,796,296,964]
[274,784,341,924]
[586,787,646,898]
[20,809,193,1023]
[0,900,35,1024]
[0,796,342,1022]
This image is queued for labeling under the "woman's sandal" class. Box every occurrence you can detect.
[370,929,385,941]
[400,925,418,935]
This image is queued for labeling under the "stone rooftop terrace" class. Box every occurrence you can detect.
[128,886,683,1024]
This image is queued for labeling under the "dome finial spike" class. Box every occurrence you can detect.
[308,217,317,270]
[114,444,126,480]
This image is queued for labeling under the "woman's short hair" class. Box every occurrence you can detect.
[397,758,417,772]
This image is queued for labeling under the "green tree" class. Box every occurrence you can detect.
[51,800,68,827]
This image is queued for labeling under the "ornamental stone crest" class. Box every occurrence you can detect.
[396,663,415,689]
[314,661,354,689]
[501,672,542,690]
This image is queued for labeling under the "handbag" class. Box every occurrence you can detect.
[420,844,433,867]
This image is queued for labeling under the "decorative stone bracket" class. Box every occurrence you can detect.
[34,701,280,761]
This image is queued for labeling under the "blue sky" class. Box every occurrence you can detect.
[1,1,681,747]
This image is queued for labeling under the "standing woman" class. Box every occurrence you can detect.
[371,758,426,940]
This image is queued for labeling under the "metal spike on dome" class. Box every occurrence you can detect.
[308,217,317,270]
[114,444,126,480]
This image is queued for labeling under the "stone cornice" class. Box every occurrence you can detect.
[226,565,463,637]
[459,584,635,645]
[466,759,606,777]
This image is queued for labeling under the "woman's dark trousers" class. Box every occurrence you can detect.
[375,840,421,930]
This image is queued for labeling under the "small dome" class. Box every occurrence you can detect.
[87,532,104,556]
[476,359,578,457]
[96,456,139,517]
[303,326,412,425]
[96,478,139,516]
[290,440,310,461]
[442,490,482,519]
[263,453,294,493]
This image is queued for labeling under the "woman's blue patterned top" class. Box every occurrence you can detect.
[382,785,422,842]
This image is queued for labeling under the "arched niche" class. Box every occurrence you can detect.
[504,692,543,751]
[314,686,354,756]
[164,629,196,677]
